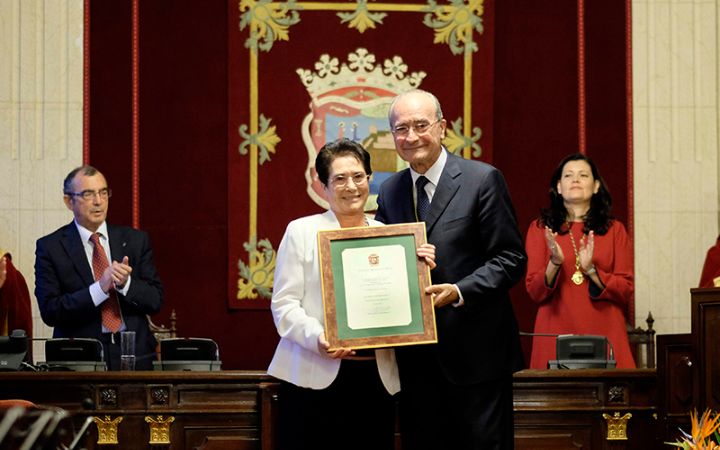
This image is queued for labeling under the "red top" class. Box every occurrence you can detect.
[525,221,635,369]
[699,236,720,288]
[0,253,33,340]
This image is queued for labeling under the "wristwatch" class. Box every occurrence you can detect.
[585,266,597,276]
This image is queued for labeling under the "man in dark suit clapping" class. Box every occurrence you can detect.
[375,90,526,450]
[35,165,163,370]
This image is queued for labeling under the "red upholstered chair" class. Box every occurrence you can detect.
[0,399,35,409]
[0,402,74,449]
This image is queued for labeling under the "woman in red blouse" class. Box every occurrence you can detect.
[525,153,635,369]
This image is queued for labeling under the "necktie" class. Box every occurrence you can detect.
[415,176,431,222]
[90,233,122,332]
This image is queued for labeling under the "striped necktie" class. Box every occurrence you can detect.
[89,233,122,332]
[415,176,431,222]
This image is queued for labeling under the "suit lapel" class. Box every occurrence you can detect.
[60,223,95,285]
[108,225,127,263]
[425,154,462,233]
[398,170,417,222]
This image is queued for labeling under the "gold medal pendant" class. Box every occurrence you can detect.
[572,270,584,285]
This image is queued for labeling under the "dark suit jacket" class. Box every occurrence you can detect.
[34,222,163,369]
[375,152,526,385]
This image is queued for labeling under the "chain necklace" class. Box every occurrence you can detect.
[566,222,585,285]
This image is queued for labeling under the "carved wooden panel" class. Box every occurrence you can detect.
[691,288,720,412]
[515,423,592,449]
[0,371,275,450]
[187,430,258,450]
[657,334,694,415]
[0,370,658,450]
[513,370,657,450]
[657,332,694,447]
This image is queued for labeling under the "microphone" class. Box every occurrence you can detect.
[519,331,559,337]
[520,332,617,369]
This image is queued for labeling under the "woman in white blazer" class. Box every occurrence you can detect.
[268,138,435,450]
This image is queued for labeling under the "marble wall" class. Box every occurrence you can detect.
[0,0,84,359]
[633,0,719,335]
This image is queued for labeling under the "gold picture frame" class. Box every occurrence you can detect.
[318,223,437,351]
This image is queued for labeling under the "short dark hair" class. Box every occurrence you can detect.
[63,165,101,194]
[539,152,613,235]
[315,138,372,186]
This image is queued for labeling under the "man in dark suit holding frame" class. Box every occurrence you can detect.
[375,90,526,450]
[34,165,163,370]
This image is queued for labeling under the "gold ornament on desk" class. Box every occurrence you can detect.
[602,411,632,440]
[92,415,123,445]
[145,415,175,445]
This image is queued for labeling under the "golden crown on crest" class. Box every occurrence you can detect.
[296,48,426,99]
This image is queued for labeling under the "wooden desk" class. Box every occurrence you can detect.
[513,369,658,450]
[0,371,278,450]
[0,369,658,450]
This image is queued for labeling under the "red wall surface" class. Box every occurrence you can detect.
[88,0,631,369]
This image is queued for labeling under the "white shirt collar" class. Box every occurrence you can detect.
[75,220,109,244]
[410,147,447,187]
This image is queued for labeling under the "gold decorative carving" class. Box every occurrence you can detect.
[337,0,387,33]
[145,415,175,445]
[444,118,482,157]
[238,114,281,165]
[603,411,632,440]
[423,0,485,55]
[237,235,276,299]
[239,0,301,53]
[93,415,123,445]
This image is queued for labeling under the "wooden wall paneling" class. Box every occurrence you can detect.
[691,288,720,412]
[655,333,694,445]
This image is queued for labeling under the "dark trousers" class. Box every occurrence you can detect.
[276,359,396,450]
[399,356,515,450]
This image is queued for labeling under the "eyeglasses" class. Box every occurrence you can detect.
[391,119,441,137]
[330,173,369,189]
[65,188,112,201]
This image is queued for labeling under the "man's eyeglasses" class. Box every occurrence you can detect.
[65,188,112,201]
[330,173,369,189]
[391,119,441,137]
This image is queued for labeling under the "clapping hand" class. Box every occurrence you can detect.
[578,231,595,271]
[544,226,564,266]
[111,256,132,289]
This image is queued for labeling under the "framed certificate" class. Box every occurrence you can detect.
[318,222,437,351]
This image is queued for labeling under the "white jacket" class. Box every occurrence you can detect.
[267,210,400,394]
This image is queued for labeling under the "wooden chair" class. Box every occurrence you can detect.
[148,309,178,361]
[148,309,177,341]
[626,311,656,368]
